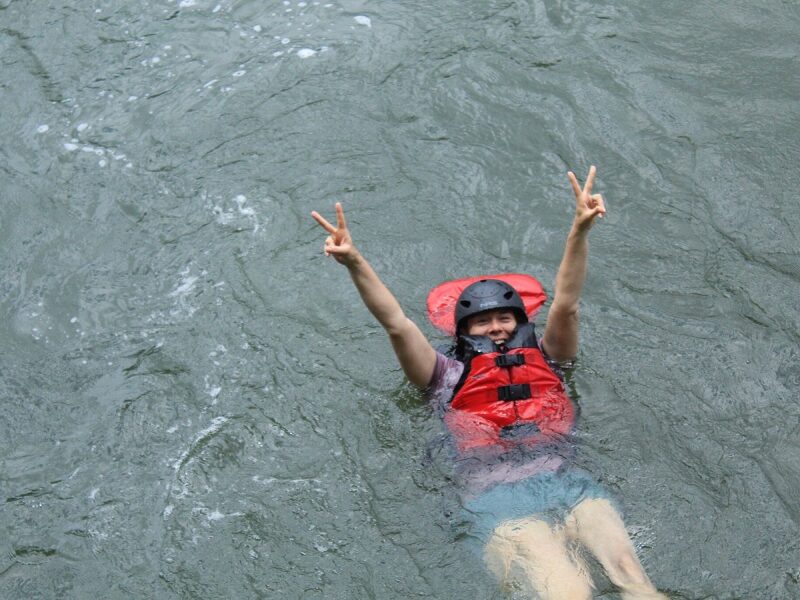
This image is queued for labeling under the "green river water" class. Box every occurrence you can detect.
[2,0,799,598]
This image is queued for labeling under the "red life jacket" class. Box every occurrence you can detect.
[444,323,575,452]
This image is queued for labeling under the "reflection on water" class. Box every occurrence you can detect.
[2,0,799,598]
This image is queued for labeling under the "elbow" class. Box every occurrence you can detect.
[552,301,579,321]
[386,316,412,339]
[559,304,580,320]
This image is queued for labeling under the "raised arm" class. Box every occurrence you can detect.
[541,166,607,362]
[311,203,437,388]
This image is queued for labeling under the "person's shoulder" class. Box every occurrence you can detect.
[434,349,464,378]
[425,350,464,399]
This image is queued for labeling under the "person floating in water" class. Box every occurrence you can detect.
[312,166,667,599]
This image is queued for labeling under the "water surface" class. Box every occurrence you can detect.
[2,0,799,598]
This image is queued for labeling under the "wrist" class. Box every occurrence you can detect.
[569,223,591,238]
[342,249,364,269]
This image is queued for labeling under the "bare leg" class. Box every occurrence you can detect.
[565,498,668,600]
[485,517,594,600]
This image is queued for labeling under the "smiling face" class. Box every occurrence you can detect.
[464,309,519,344]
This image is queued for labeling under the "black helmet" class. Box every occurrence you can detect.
[455,279,527,333]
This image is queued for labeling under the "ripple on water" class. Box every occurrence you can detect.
[2,0,800,598]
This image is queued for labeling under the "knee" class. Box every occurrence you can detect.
[609,549,651,587]
[483,536,514,582]
[555,576,593,600]
[517,557,594,600]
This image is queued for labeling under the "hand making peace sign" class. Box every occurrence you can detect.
[567,165,606,232]
[311,202,359,266]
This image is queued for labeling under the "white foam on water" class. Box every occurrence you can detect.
[169,274,198,297]
[172,416,228,472]
[354,15,371,27]
[232,69,246,77]
[36,124,49,133]
[213,194,260,233]
[60,134,129,170]
[297,48,316,58]
[252,475,320,486]
[179,0,196,7]
[213,205,234,224]
[205,374,222,399]
[209,344,227,356]
[212,4,221,13]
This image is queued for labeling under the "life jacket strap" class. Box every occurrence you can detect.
[498,383,532,401]
[495,354,525,367]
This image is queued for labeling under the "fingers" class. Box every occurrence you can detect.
[581,195,606,226]
[311,210,337,234]
[335,202,347,231]
[311,203,348,235]
[584,165,596,195]
[567,171,582,198]
[592,193,606,216]
[568,167,607,228]
[567,166,598,198]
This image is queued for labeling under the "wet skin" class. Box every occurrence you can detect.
[465,309,518,345]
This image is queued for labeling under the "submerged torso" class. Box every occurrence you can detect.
[426,340,576,495]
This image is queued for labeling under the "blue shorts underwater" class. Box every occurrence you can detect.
[463,468,615,543]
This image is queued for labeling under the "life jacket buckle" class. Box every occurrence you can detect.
[498,383,532,401]
[495,354,525,367]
